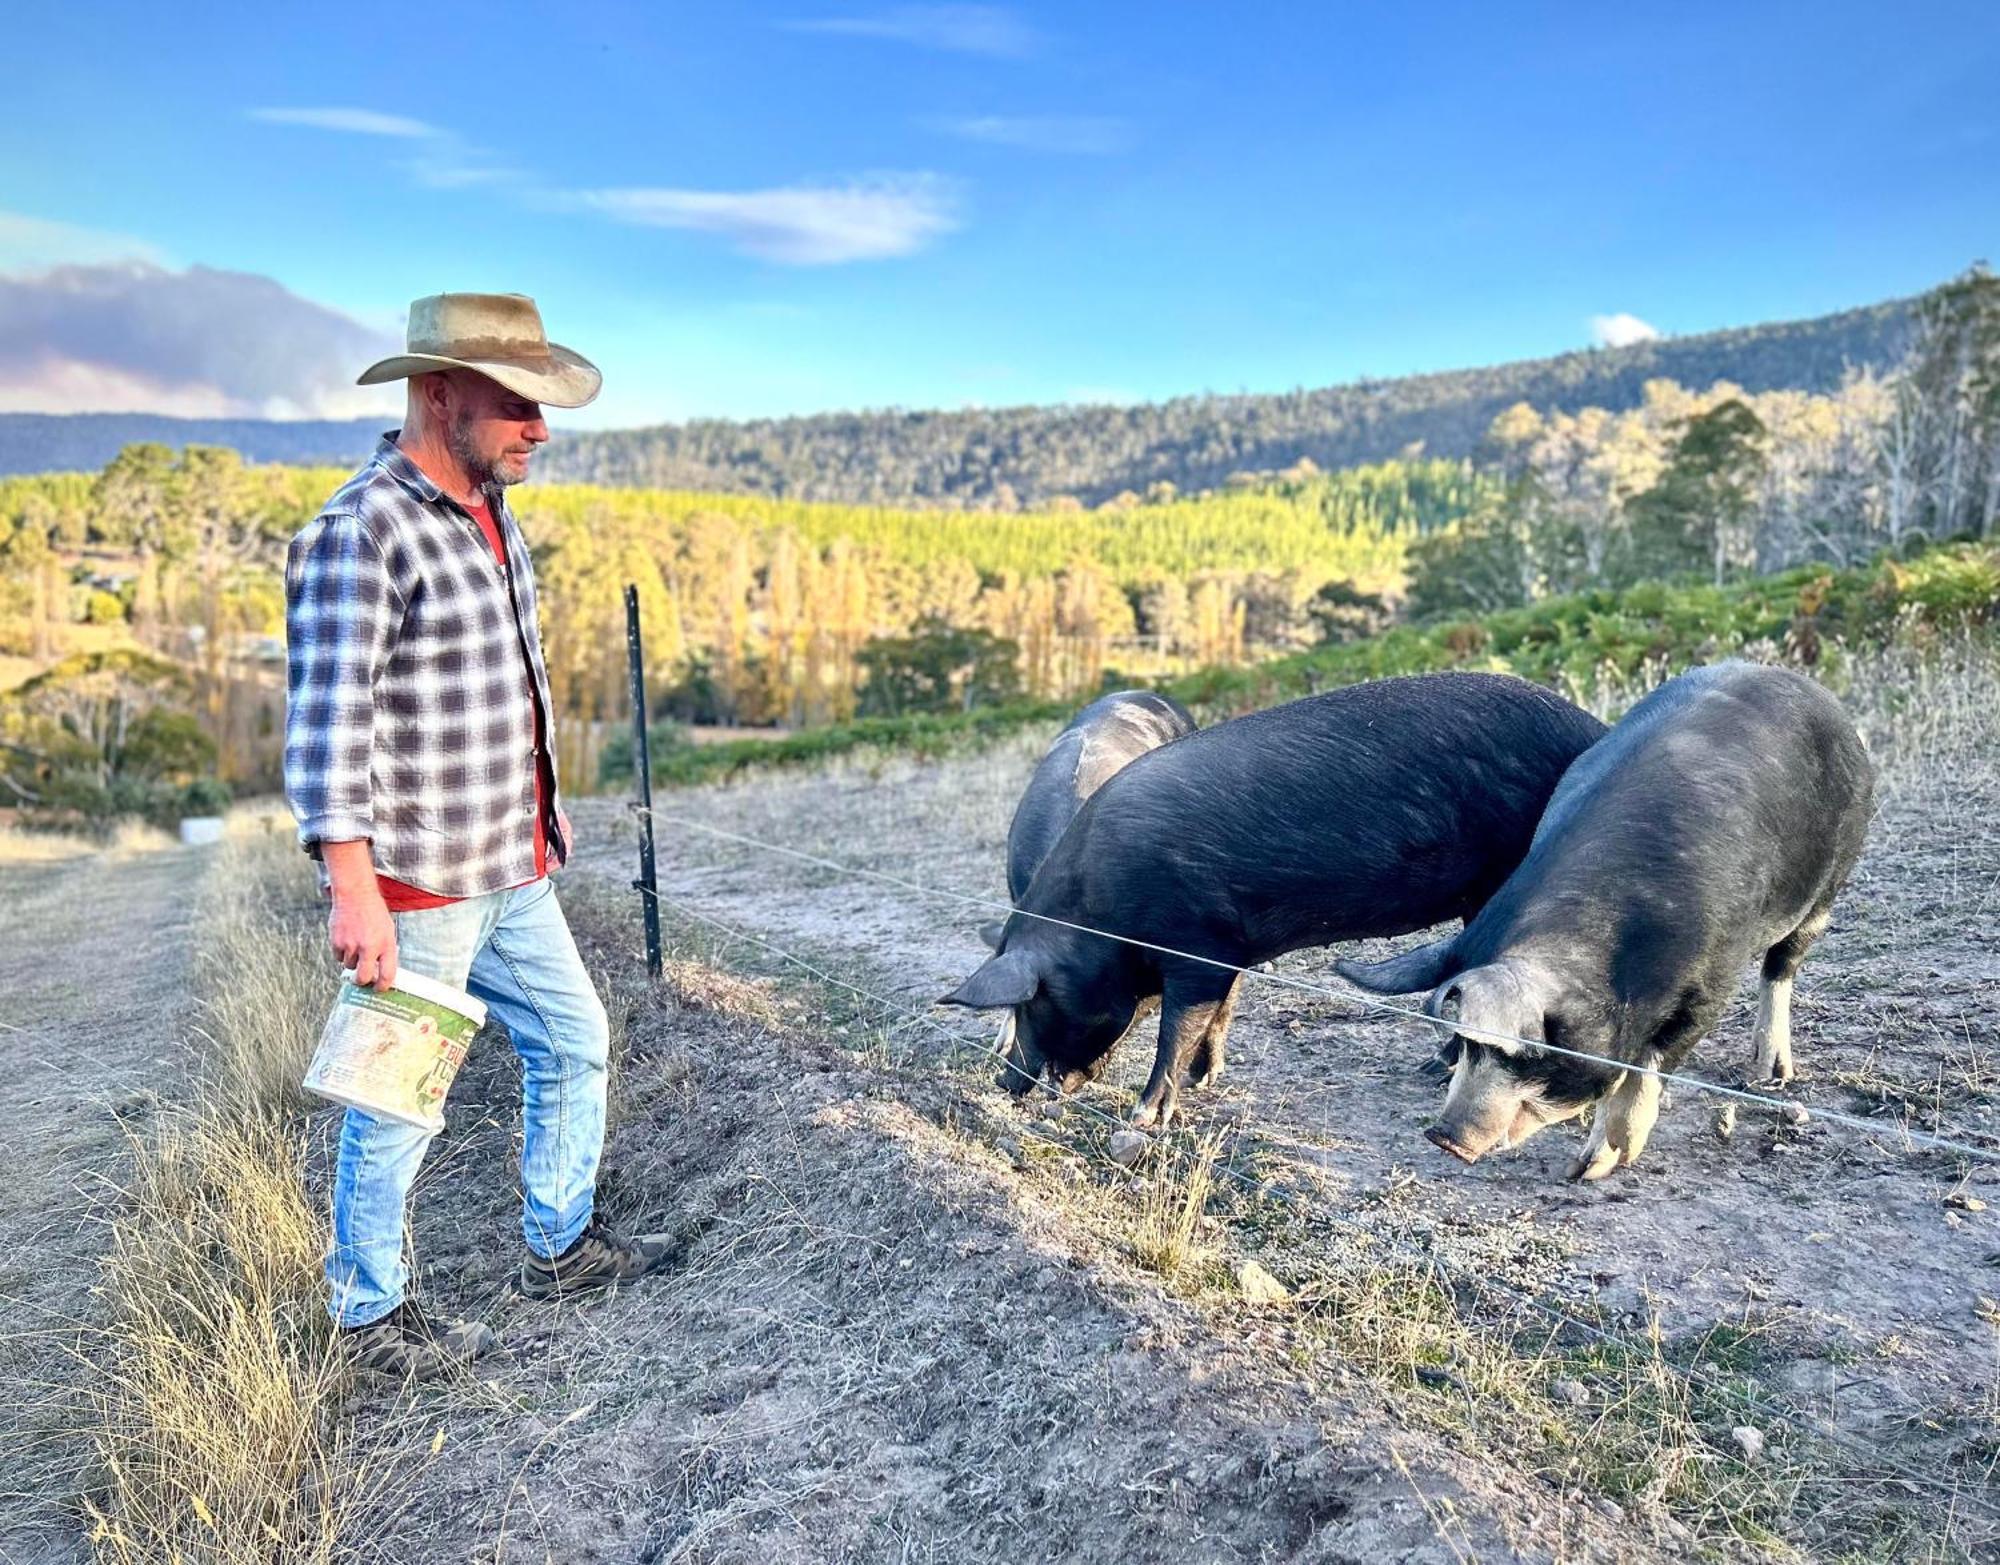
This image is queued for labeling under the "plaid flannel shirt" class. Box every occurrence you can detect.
[284,434,564,899]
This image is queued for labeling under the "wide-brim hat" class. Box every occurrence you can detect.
[357,292,601,409]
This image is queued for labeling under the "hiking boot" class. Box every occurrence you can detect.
[519,1218,680,1302]
[338,1299,497,1380]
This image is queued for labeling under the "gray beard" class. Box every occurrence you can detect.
[447,415,522,490]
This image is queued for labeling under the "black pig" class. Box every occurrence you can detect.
[943,673,1607,1128]
[1338,662,1873,1180]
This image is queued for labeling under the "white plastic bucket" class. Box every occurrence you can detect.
[302,969,488,1131]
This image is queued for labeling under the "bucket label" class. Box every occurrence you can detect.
[303,979,483,1129]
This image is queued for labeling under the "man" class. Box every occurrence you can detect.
[285,292,674,1378]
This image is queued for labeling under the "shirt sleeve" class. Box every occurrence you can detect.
[283,511,403,853]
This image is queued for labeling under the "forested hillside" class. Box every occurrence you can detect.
[538,297,1913,505]
[0,293,1914,496]
[0,453,1462,803]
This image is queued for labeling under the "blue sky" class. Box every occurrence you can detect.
[2,1,1996,428]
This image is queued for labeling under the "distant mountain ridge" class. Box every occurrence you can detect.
[0,294,1915,501]
[0,412,388,478]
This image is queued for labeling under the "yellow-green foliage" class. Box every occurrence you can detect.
[511,458,1477,587]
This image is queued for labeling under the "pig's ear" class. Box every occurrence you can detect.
[1337,936,1458,995]
[977,921,1006,951]
[941,948,1040,1010]
[1429,963,1546,1056]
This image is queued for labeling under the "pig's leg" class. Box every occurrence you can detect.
[1753,905,1829,1084]
[1184,974,1240,1090]
[1131,971,1233,1129]
[1750,976,1793,1084]
[1569,1067,1665,1181]
[1569,994,1722,1180]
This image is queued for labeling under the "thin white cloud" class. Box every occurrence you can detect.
[571,176,960,264]
[403,142,524,190]
[248,106,439,138]
[251,106,515,189]
[0,260,398,418]
[254,106,954,265]
[0,210,164,271]
[782,5,1038,57]
[934,115,1133,155]
[1590,312,1662,349]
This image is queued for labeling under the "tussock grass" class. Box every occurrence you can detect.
[75,827,421,1563]
[192,863,330,1122]
[84,1115,366,1565]
[1126,1130,1223,1284]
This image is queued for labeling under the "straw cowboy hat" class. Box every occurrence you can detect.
[357,292,601,408]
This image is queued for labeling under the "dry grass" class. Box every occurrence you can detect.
[74,833,428,1563]
[1125,1130,1224,1284]
[0,818,178,865]
[191,838,334,1122]
[82,1117,375,1564]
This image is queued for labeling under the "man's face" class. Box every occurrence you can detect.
[444,372,549,488]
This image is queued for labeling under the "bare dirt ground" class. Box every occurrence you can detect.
[566,649,2000,1559]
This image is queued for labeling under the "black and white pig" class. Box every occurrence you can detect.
[942,672,1608,1128]
[987,689,1198,937]
[1338,661,1873,1180]
[978,690,1197,1074]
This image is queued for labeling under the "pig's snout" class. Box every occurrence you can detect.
[994,1014,1039,1095]
[1425,1124,1481,1164]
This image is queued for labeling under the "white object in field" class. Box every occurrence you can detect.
[178,816,226,846]
[302,969,488,1130]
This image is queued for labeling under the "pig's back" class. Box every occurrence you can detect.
[1044,673,1606,956]
[1466,663,1873,972]
[1006,691,1198,899]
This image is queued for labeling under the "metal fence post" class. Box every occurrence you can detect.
[625,583,662,980]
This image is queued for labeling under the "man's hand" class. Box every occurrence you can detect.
[556,805,574,869]
[322,839,398,990]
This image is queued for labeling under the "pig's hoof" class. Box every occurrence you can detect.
[1417,1052,1453,1081]
[1568,1142,1622,1182]
[1130,1097,1177,1131]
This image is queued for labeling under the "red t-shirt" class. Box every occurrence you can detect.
[377,498,554,911]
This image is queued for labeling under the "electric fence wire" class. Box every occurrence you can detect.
[629,806,2000,1169]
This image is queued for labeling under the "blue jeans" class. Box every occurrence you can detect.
[325,876,609,1328]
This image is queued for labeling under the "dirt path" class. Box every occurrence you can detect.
[0,840,207,1562]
